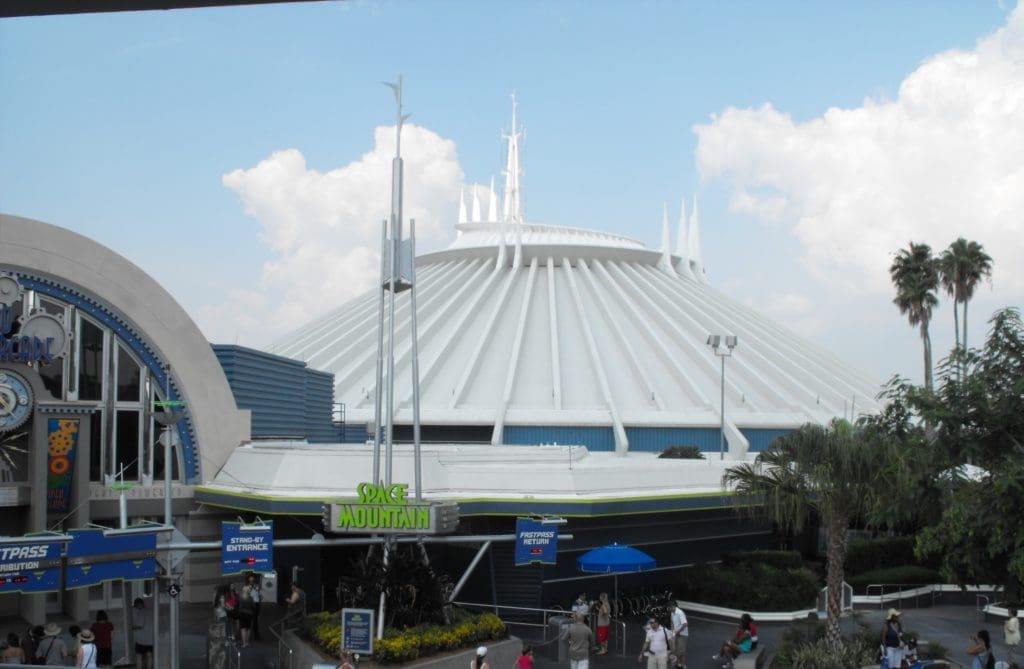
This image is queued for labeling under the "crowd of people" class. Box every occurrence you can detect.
[0,606,120,667]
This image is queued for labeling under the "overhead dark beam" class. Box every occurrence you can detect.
[1,0,330,19]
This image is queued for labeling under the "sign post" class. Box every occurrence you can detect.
[341,608,375,657]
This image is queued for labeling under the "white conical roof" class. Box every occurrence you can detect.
[268,218,879,455]
[266,107,880,459]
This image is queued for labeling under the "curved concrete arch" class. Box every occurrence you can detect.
[0,213,249,482]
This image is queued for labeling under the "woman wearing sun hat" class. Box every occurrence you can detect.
[470,645,490,669]
[76,629,98,668]
[881,608,905,669]
[34,623,67,666]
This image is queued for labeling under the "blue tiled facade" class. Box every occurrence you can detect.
[213,345,338,443]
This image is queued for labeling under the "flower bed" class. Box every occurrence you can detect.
[305,609,507,665]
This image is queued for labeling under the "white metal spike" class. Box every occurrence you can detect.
[688,194,706,282]
[657,203,675,275]
[675,196,694,279]
[488,176,498,222]
[458,186,468,224]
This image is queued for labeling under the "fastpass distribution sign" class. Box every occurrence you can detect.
[221,521,273,576]
[0,539,64,594]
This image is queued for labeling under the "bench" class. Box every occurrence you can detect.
[732,647,767,669]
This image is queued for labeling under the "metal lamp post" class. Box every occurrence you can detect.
[706,334,738,460]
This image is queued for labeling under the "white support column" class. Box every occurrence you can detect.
[563,258,629,455]
[491,257,539,445]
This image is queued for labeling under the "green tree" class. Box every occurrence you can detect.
[890,242,940,391]
[938,237,993,354]
[908,308,1024,599]
[722,420,894,649]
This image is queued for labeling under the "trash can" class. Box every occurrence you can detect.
[547,615,571,662]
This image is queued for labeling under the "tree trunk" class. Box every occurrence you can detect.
[963,299,970,353]
[921,322,934,392]
[953,299,961,352]
[825,515,849,651]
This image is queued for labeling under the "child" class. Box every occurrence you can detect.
[517,645,534,669]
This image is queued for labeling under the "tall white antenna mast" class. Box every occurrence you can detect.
[502,93,524,224]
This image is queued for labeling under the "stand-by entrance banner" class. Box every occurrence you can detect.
[0,535,67,594]
[514,518,558,566]
[65,528,158,589]
[221,521,273,576]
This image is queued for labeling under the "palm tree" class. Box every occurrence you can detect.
[890,242,939,391]
[938,238,993,353]
[723,420,890,650]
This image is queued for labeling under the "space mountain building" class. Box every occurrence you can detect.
[195,105,882,605]
[264,110,880,459]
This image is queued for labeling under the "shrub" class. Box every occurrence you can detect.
[304,609,506,664]
[675,558,818,611]
[787,637,876,669]
[919,640,949,660]
[658,445,704,459]
[723,550,803,571]
[845,565,944,594]
[773,620,877,669]
[844,536,916,575]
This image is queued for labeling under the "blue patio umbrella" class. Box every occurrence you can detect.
[576,543,656,616]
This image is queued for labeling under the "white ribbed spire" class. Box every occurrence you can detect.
[502,93,524,224]
[657,202,675,274]
[458,186,468,224]
[687,194,706,282]
[675,196,694,279]
[471,187,482,223]
[487,176,498,222]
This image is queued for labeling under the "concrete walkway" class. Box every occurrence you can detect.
[516,604,1008,669]
[0,600,1010,668]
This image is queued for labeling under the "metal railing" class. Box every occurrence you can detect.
[865,583,941,609]
[976,594,990,621]
[268,616,297,669]
[452,601,630,656]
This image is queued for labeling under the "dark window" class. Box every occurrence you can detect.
[38,359,63,400]
[78,319,104,401]
[152,434,180,482]
[115,411,140,480]
[116,345,141,402]
[89,409,103,482]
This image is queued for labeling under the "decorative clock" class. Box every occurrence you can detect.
[0,370,34,431]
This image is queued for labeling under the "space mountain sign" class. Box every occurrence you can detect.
[322,482,459,535]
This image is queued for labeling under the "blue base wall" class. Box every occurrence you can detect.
[502,425,792,453]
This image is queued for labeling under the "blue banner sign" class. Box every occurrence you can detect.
[514,518,558,566]
[221,522,273,576]
[0,537,65,594]
[66,528,158,589]
[341,608,375,656]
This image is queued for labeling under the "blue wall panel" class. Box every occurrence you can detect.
[213,345,337,441]
[503,426,615,451]
[625,427,721,452]
[741,428,793,452]
[304,369,337,443]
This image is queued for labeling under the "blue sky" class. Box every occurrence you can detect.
[1,0,1022,385]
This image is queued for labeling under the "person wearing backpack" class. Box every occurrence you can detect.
[34,623,67,666]
[967,629,996,669]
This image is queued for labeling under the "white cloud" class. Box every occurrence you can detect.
[203,124,463,346]
[695,3,1024,298]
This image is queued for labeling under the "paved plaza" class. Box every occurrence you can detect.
[0,599,1011,668]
